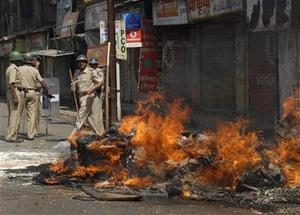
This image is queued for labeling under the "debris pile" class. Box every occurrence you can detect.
[35,92,300,212]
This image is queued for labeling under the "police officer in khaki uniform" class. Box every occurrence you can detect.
[32,55,42,136]
[70,55,104,136]
[19,53,51,140]
[5,51,24,142]
[89,58,105,134]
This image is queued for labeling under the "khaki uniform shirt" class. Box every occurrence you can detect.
[94,68,105,94]
[74,67,104,93]
[5,64,22,89]
[19,65,43,89]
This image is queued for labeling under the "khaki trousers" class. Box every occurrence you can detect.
[34,92,41,135]
[21,90,39,139]
[73,93,104,135]
[6,90,24,141]
[93,92,104,133]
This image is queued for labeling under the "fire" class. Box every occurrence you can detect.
[123,177,154,188]
[118,93,262,189]
[181,190,191,199]
[119,92,191,167]
[68,129,90,148]
[43,93,193,188]
[271,138,300,187]
[72,165,106,178]
[41,93,266,190]
[46,91,300,193]
[281,89,300,121]
[43,131,130,185]
[268,89,300,187]
[198,119,261,189]
[269,136,300,188]
[49,161,68,174]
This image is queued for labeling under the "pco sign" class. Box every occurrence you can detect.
[115,20,127,60]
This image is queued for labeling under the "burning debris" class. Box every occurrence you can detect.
[35,92,300,212]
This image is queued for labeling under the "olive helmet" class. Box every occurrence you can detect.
[23,53,34,64]
[9,51,23,61]
[89,58,99,65]
[76,54,88,62]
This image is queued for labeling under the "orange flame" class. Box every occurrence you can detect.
[269,138,300,187]
[119,93,191,168]
[68,129,90,148]
[49,161,68,174]
[198,119,261,189]
[181,190,192,199]
[123,177,154,188]
[268,89,300,187]
[281,89,300,121]
[46,93,267,190]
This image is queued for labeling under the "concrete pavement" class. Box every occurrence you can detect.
[0,98,74,181]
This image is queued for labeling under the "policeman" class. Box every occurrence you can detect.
[89,58,105,133]
[19,53,51,140]
[70,55,104,136]
[5,51,24,142]
[32,55,42,136]
[32,55,42,69]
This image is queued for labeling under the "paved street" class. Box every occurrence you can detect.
[0,99,258,215]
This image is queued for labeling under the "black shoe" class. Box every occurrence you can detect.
[27,137,34,141]
[15,138,23,143]
[6,138,23,143]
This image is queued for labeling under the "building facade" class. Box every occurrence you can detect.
[0,0,300,130]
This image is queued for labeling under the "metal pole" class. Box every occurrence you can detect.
[105,43,111,129]
[107,0,117,124]
[116,60,121,121]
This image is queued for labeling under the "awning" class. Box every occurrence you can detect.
[28,49,74,57]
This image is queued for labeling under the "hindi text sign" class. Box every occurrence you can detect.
[153,0,188,25]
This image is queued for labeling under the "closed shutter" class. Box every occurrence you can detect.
[199,23,235,113]
[163,29,189,100]
[248,32,278,127]
[120,59,131,102]
[129,48,140,102]
[292,0,300,29]
[120,48,143,103]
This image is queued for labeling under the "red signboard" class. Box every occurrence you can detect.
[138,49,158,93]
[186,0,243,21]
[126,29,142,48]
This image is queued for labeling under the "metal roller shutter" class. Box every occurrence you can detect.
[199,23,236,113]
[120,48,147,103]
[162,29,189,100]
[248,32,278,128]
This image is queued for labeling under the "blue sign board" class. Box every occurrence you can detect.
[123,13,141,30]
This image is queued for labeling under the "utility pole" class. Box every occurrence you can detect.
[107,0,117,124]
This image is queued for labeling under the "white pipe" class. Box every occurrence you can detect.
[116,60,122,121]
